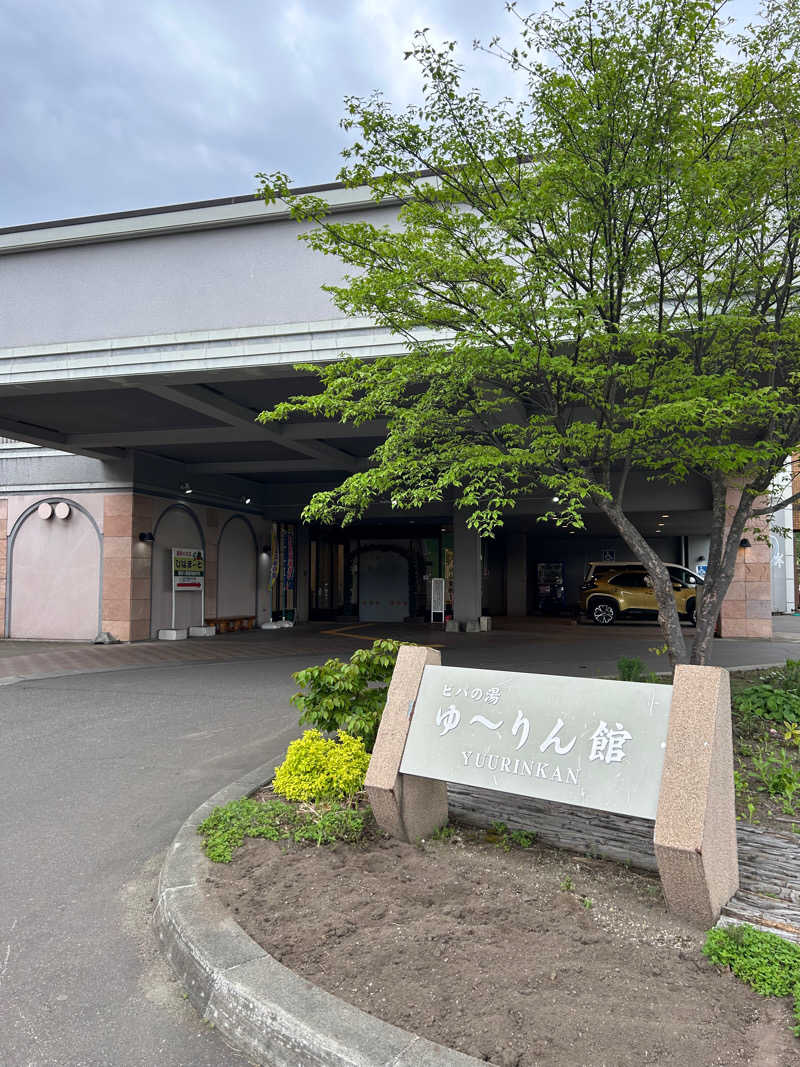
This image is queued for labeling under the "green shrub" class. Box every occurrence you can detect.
[197,795,367,862]
[272,729,370,803]
[290,639,409,751]
[616,657,660,684]
[617,657,645,682]
[703,924,800,1036]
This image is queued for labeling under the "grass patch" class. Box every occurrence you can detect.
[198,795,369,862]
[485,820,536,852]
[704,924,800,1036]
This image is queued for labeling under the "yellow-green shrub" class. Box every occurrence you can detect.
[273,729,370,802]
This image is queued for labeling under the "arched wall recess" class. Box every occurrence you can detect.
[149,503,206,636]
[6,497,103,640]
[217,514,259,621]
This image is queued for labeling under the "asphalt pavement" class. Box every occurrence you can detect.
[0,657,312,1067]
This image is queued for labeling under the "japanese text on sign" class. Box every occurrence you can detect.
[399,665,673,819]
[172,548,205,592]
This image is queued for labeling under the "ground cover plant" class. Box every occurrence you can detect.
[704,924,800,1036]
[198,796,370,862]
[731,661,800,828]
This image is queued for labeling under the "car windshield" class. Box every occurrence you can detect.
[667,565,703,586]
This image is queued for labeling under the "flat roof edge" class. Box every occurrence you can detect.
[0,179,348,236]
[0,179,392,255]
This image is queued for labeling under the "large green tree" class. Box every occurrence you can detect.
[258,0,800,666]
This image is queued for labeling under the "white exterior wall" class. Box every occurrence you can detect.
[0,206,399,349]
[769,461,796,614]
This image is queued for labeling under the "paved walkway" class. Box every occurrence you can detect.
[1,615,799,686]
[0,629,337,684]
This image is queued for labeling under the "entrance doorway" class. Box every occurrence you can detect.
[359,547,409,622]
[308,526,446,622]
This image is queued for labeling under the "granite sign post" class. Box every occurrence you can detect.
[366,647,738,926]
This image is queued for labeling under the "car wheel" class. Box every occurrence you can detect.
[589,597,618,625]
[687,598,697,627]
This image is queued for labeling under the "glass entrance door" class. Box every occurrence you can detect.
[310,538,347,619]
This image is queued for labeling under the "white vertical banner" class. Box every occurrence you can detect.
[431,577,445,622]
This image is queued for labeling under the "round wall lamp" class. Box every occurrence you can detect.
[37,502,53,520]
[739,538,751,549]
[139,531,155,543]
[54,502,71,519]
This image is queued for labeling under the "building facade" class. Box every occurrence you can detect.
[0,188,792,640]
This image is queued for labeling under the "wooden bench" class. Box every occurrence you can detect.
[204,615,257,634]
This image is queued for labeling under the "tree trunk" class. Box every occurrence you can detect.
[689,486,757,665]
[593,496,688,667]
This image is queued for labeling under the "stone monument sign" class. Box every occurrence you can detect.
[365,646,739,926]
[400,665,672,820]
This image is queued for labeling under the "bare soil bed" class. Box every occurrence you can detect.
[208,815,800,1067]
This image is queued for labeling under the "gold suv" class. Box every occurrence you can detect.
[580,562,702,626]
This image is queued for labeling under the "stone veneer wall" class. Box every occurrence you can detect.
[448,783,658,871]
[718,488,772,639]
[101,493,269,642]
[102,493,153,642]
[0,499,6,630]
[794,456,800,605]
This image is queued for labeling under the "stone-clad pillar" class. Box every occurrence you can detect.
[654,664,739,925]
[102,492,153,642]
[0,498,7,636]
[365,645,448,842]
[102,493,135,642]
[719,489,771,639]
[453,511,482,629]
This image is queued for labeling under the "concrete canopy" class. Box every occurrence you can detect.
[0,185,712,536]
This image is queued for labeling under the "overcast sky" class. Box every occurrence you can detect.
[0,0,761,229]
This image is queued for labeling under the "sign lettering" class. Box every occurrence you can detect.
[400,665,672,819]
[172,548,205,593]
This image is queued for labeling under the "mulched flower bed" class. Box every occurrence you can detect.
[207,813,800,1066]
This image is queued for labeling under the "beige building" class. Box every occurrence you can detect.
[0,188,788,641]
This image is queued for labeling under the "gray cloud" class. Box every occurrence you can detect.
[0,0,525,226]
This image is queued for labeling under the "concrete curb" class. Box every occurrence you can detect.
[153,761,484,1067]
